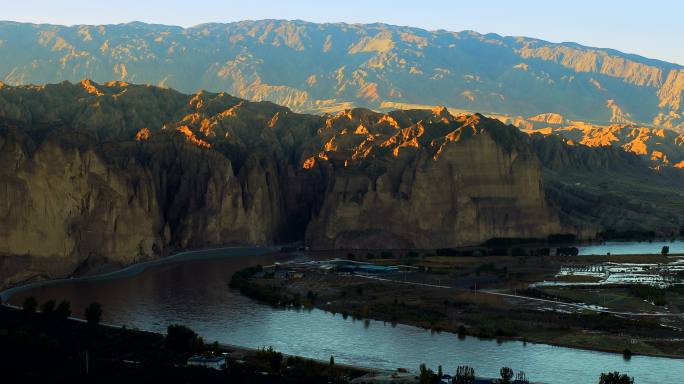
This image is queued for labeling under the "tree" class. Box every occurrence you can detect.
[455,366,475,384]
[22,296,38,314]
[166,324,202,357]
[516,371,529,384]
[419,363,432,384]
[56,300,71,320]
[84,302,102,329]
[599,372,634,384]
[41,299,56,316]
[329,355,336,378]
[256,346,283,373]
[499,367,514,384]
[661,246,670,255]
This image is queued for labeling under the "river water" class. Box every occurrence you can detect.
[578,240,684,256]
[3,246,683,383]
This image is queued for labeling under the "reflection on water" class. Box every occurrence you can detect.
[6,247,684,384]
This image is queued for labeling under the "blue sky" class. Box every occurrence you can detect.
[4,0,683,65]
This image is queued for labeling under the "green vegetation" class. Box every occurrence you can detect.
[56,300,71,319]
[499,366,514,384]
[454,366,475,384]
[627,285,668,305]
[256,346,283,373]
[229,266,307,307]
[166,324,203,362]
[0,303,363,383]
[599,371,634,384]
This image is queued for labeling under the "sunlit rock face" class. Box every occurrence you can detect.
[0,20,682,129]
[515,116,684,168]
[0,81,318,286]
[0,130,162,285]
[303,110,561,248]
[1,81,684,286]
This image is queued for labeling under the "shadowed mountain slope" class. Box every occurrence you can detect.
[1,81,683,286]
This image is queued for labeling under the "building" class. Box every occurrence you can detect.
[187,355,228,370]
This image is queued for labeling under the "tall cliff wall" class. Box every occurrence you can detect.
[1,81,683,287]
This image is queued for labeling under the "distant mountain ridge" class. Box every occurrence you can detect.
[0,19,683,129]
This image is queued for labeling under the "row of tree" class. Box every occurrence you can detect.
[22,296,102,329]
[419,363,633,384]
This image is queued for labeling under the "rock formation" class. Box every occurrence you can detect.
[304,109,561,248]
[1,81,683,287]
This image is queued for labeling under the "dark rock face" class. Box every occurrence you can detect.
[1,81,683,287]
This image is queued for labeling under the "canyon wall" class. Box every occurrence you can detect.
[1,81,683,287]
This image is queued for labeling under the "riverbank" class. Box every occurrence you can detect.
[232,255,684,359]
[0,245,282,301]
[0,303,367,382]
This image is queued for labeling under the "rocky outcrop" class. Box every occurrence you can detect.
[522,122,684,167]
[1,81,684,287]
[0,129,162,286]
[303,110,561,248]
[0,81,319,286]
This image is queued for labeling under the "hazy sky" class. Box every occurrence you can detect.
[3,0,683,65]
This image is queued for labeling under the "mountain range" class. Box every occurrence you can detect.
[2,20,684,286]
[1,80,684,287]
[0,19,682,129]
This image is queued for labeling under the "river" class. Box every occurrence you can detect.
[578,240,684,256]
[3,246,683,383]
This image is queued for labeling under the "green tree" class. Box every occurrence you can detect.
[455,366,475,384]
[166,324,202,357]
[419,363,431,384]
[599,372,634,384]
[329,355,336,378]
[516,371,529,384]
[499,367,514,384]
[56,300,71,320]
[41,299,56,316]
[418,363,438,384]
[84,302,102,329]
[662,246,670,255]
[256,346,283,373]
[22,296,38,314]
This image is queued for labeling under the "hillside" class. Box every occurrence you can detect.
[503,113,684,167]
[1,81,684,287]
[0,20,682,129]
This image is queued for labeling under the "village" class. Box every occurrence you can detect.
[535,260,684,288]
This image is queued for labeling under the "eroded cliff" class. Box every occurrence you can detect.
[1,81,683,287]
[303,109,561,248]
